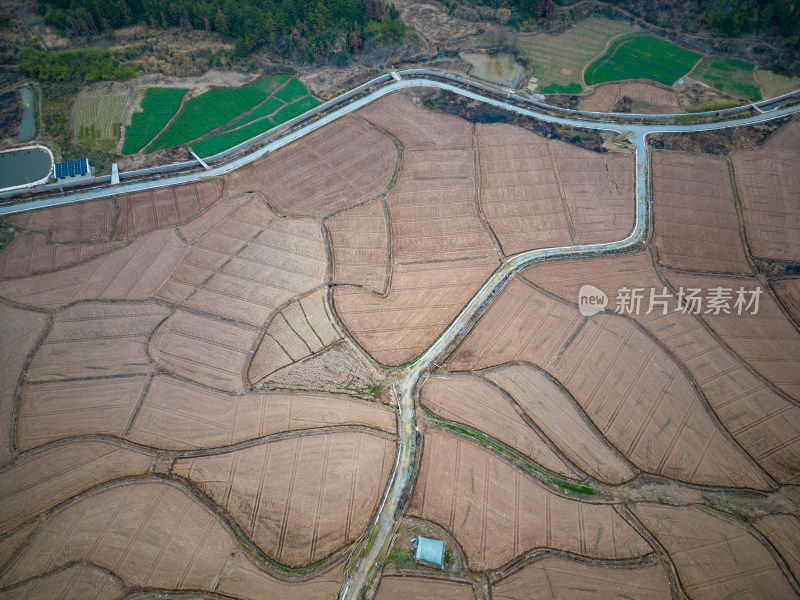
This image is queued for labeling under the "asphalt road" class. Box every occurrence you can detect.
[4,74,798,600]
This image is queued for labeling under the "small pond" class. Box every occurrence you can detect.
[0,146,52,189]
[460,51,525,88]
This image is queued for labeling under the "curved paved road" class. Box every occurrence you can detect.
[3,75,798,599]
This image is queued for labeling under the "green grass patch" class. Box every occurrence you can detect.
[693,56,761,101]
[756,69,800,100]
[222,97,285,132]
[123,88,187,154]
[518,18,634,94]
[250,74,291,95]
[585,34,702,86]
[274,78,309,103]
[540,82,583,94]
[423,406,596,496]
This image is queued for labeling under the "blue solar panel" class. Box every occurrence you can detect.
[55,159,89,179]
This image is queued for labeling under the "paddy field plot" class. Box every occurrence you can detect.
[693,56,761,101]
[517,18,634,94]
[585,34,702,86]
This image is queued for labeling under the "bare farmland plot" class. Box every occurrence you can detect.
[0,440,152,534]
[7,199,116,243]
[358,93,473,150]
[732,122,800,262]
[421,373,577,477]
[334,256,498,365]
[409,429,652,571]
[375,576,475,600]
[173,430,395,566]
[25,301,170,383]
[652,152,750,273]
[156,198,326,327]
[127,375,395,450]
[483,365,637,484]
[327,198,389,293]
[227,116,396,218]
[0,228,188,309]
[149,309,259,393]
[0,304,48,464]
[492,556,672,600]
[17,376,149,451]
[476,123,634,255]
[666,272,800,400]
[0,231,122,278]
[582,81,682,114]
[753,515,800,582]
[632,504,799,599]
[772,278,800,325]
[582,82,621,112]
[0,564,124,599]
[526,253,800,484]
[248,288,341,384]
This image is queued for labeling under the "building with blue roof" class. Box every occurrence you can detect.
[413,536,445,569]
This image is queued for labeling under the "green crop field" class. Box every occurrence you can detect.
[517,18,634,94]
[145,76,311,153]
[122,88,187,154]
[693,57,761,101]
[585,35,702,87]
[71,93,129,152]
[194,94,321,158]
[274,78,309,103]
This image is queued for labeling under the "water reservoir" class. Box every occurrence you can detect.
[0,146,53,190]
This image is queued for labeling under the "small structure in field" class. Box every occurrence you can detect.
[413,536,445,569]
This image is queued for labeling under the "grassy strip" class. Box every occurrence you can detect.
[693,56,761,101]
[585,35,701,86]
[123,88,187,154]
[422,406,596,496]
[685,99,742,113]
[541,82,583,94]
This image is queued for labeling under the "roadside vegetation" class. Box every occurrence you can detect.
[693,56,761,101]
[585,35,702,86]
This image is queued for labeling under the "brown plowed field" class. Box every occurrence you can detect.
[448,278,584,372]
[652,152,750,273]
[483,365,637,484]
[582,81,682,114]
[632,504,799,599]
[666,272,800,399]
[0,440,152,534]
[0,228,187,309]
[0,564,125,600]
[582,83,620,112]
[178,192,252,243]
[7,199,116,243]
[421,373,576,477]
[248,288,341,384]
[0,304,48,464]
[375,576,475,599]
[25,301,169,383]
[156,198,326,327]
[0,231,121,278]
[173,430,395,566]
[334,256,498,365]
[128,375,395,450]
[113,180,223,240]
[731,122,800,261]
[17,376,150,450]
[0,521,38,571]
[388,161,496,263]
[476,122,634,255]
[753,514,800,582]
[495,313,768,488]
[0,480,236,590]
[526,252,800,484]
[227,116,396,218]
[772,278,800,326]
[492,556,671,599]
[358,93,473,150]
[409,429,652,570]
[149,309,259,393]
[327,199,389,293]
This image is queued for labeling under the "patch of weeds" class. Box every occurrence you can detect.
[387,547,414,568]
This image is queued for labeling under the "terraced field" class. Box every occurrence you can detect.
[1,88,799,600]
